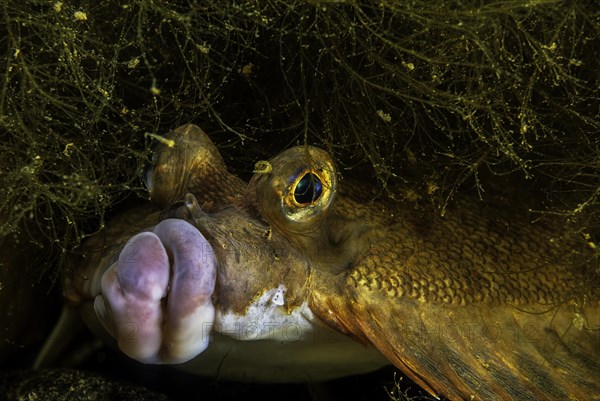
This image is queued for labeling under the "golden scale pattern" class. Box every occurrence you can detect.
[341,196,583,306]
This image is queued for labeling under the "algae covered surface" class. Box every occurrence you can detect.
[2,0,599,271]
[0,0,599,399]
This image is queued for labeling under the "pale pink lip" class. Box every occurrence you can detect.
[94,218,217,364]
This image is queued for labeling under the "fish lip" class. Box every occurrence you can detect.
[185,221,223,308]
[151,193,226,307]
[177,193,232,307]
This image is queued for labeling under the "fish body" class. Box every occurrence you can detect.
[65,125,600,400]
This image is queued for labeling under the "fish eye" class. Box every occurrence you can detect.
[293,172,323,205]
[250,145,336,233]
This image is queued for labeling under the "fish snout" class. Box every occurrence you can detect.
[93,218,217,364]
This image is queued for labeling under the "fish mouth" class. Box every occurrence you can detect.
[89,192,281,366]
[92,215,218,365]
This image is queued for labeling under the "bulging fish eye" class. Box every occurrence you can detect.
[281,163,334,225]
[293,172,323,205]
[250,146,336,236]
[143,124,232,208]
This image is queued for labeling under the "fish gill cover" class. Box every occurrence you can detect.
[0,0,598,282]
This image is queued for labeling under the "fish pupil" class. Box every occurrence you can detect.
[294,173,323,204]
